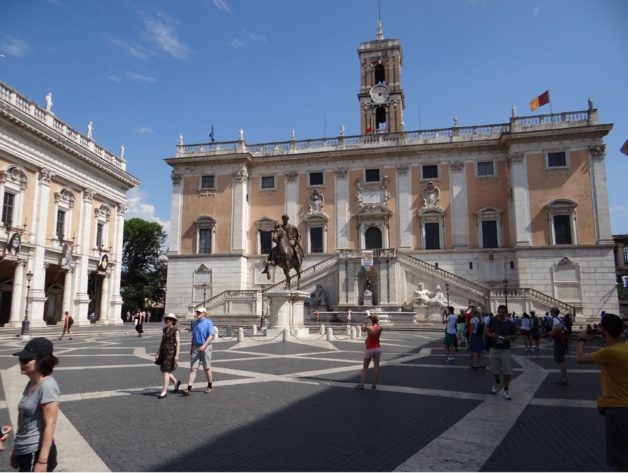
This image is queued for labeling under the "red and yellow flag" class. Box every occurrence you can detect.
[529,90,550,112]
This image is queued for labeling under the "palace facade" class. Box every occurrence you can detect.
[165,23,617,322]
[0,82,140,328]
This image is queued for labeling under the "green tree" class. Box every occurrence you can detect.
[121,218,167,312]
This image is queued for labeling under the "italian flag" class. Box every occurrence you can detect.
[366,115,372,133]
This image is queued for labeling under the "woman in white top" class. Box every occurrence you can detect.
[520,313,532,350]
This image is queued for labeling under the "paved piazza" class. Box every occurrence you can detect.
[0,324,612,472]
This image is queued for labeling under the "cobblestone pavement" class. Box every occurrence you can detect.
[0,323,612,472]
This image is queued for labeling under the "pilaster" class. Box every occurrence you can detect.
[509,152,532,246]
[449,161,469,248]
[589,145,613,243]
[74,188,94,325]
[168,172,183,255]
[334,168,350,249]
[396,164,413,249]
[231,170,248,254]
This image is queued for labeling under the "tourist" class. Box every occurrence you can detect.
[182,307,215,396]
[10,338,59,471]
[486,305,517,400]
[530,311,541,351]
[135,308,144,337]
[456,313,466,347]
[576,313,628,471]
[550,307,569,385]
[57,311,73,340]
[356,311,382,389]
[442,306,457,363]
[155,313,181,399]
[468,308,486,369]
[347,309,352,324]
[520,313,531,350]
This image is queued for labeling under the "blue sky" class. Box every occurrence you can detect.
[1,0,627,240]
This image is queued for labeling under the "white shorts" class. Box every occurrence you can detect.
[190,345,212,370]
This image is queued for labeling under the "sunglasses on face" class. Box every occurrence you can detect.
[19,357,34,364]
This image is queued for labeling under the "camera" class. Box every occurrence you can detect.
[0,426,7,436]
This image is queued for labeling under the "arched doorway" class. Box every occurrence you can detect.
[365,227,382,249]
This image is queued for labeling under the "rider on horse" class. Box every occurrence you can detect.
[262,214,304,277]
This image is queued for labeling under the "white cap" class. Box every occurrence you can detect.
[195,307,206,313]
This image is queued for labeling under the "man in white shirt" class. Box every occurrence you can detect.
[442,306,458,363]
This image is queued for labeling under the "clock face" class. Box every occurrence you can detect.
[370,84,390,104]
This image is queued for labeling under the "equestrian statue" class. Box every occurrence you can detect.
[261,214,304,290]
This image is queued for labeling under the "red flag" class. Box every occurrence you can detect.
[365,116,373,133]
[529,90,550,112]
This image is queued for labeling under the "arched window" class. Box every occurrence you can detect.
[365,227,382,249]
[0,166,30,230]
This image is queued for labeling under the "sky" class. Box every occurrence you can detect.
[1,0,627,243]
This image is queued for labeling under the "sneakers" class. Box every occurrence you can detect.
[445,357,455,363]
[371,385,377,390]
[355,384,365,389]
[503,389,512,400]
[491,382,501,394]
[531,347,538,351]
[182,389,192,396]
[204,387,213,394]
[524,347,529,351]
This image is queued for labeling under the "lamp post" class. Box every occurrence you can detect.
[445,282,450,307]
[20,270,33,339]
[503,278,508,309]
[202,282,208,302]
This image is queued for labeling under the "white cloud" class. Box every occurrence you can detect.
[230,38,247,48]
[127,72,156,82]
[142,13,190,60]
[0,36,31,57]
[107,74,122,82]
[107,37,152,60]
[533,7,541,17]
[125,187,171,247]
[230,30,266,48]
[213,0,231,13]
[134,127,154,134]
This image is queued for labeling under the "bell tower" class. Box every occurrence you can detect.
[358,20,405,135]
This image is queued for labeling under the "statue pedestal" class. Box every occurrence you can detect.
[265,290,310,338]
[363,291,373,306]
[413,305,445,322]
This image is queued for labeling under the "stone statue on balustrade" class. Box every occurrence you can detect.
[45,93,53,112]
[306,284,327,308]
[413,282,433,305]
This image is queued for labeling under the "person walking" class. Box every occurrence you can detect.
[346,309,352,324]
[10,338,60,472]
[57,311,73,341]
[530,310,541,351]
[456,313,467,347]
[135,308,144,337]
[155,313,181,399]
[576,313,628,472]
[549,307,569,385]
[468,308,486,369]
[356,311,382,390]
[442,306,457,363]
[182,307,215,396]
[486,304,517,400]
[520,313,531,350]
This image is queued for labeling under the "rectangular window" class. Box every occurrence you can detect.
[425,222,440,250]
[56,210,66,240]
[623,246,628,265]
[2,192,15,227]
[422,165,438,180]
[365,169,380,182]
[553,215,572,244]
[260,230,272,254]
[482,220,499,248]
[261,176,275,189]
[199,228,212,253]
[548,152,567,168]
[310,227,323,253]
[308,172,324,186]
[96,223,104,249]
[477,161,494,177]
[201,175,215,189]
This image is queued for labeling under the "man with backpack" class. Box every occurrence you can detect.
[486,305,517,400]
[550,307,569,385]
[530,310,541,351]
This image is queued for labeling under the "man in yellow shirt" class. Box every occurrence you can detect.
[576,313,628,472]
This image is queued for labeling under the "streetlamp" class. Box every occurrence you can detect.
[21,270,33,339]
[503,278,508,309]
[202,282,208,302]
[445,282,450,307]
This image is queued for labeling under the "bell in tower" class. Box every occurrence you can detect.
[357,20,405,135]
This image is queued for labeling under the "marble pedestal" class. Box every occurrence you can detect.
[413,305,446,322]
[265,290,310,338]
[363,291,373,306]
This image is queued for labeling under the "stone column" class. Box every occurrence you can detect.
[107,205,126,325]
[7,259,26,328]
[74,188,94,326]
[509,152,532,246]
[231,170,248,255]
[61,267,73,316]
[167,173,183,255]
[589,145,613,243]
[396,165,412,249]
[97,271,111,325]
[334,168,350,249]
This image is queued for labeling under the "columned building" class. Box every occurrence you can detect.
[165,23,617,322]
[0,82,140,328]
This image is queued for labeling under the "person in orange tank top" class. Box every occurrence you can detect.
[356,311,383,390]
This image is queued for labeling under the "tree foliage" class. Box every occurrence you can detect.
[121,218,167,311]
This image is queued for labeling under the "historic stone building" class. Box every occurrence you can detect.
[0,82,140,328]
[165,23,617,322]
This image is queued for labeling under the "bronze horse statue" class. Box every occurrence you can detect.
[267,224,303,290]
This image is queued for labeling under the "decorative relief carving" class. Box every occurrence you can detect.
[199,191,216,198]
[232,170,249,183]
[589,144,606,160]
[422,182,440,209]
[510,152,525,163]
[117,204,128,216]
[39,167,54,185]
[308,189,324,214]
[396,164,409,175]
[54,188,76,208]
[450,161,464,172]
[170,173,182,184]
[335,168,347,179]
[95,204,112,221]
[1,166,29,190]
[285,171,298,182]
[83,188,94,203]
[354,176,391,213]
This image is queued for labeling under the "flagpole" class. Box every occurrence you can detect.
[548,88,553,115]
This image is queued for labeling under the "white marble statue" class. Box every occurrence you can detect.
[178,134,183,145]
[308,189,324,213]
[45,93,53,112]
[414,282,433,305]
[429,285,448,306]
[120,145,124,159]
[87,121,93,139]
